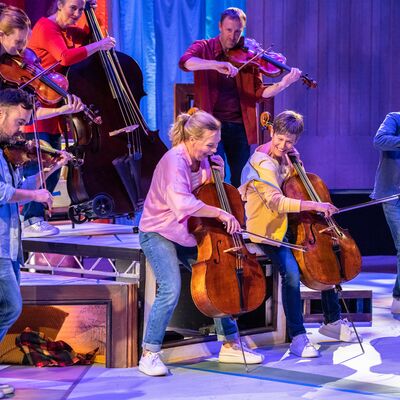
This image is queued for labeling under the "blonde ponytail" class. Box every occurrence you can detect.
[169,109,221,147]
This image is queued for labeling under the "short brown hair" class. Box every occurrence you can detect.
[0,88,33,110]
[220,7,246,26]
[273,111,304,139]
[0,2,30,34]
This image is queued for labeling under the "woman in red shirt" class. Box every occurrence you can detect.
[22,0,116,237]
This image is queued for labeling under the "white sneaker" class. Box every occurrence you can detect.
[289,333,319,358]
[391,298,400,314]
[0,384,14,395]
[318,318,361,343]
[138,352,168,376]
[23,220,60,238]
[219,343,264,364]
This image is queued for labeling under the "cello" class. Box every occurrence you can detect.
[65,2,167,222]
[283,155,362,291]
[188,157,306,318]
[188,159,267,318]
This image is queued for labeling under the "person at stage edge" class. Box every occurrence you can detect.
[239,110,361,358]
[179,7,301,188]
[0,2,88,237]
[138,109,264,376]
[22,0,116,238]
[0,88,70,399]
[371,112,400,315]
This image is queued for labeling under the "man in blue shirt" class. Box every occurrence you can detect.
[0,88,68,398]
[372,112,400,314]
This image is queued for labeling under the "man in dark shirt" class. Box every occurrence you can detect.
[179,7,301,187]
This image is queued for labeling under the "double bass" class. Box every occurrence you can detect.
[66,3,167,222]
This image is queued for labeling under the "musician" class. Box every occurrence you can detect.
[138,109,264,376]
[0,3,83,119]
[179,7,301,188]
[0,88,69,398]
[239,110,361,358]
[371,112,400,315]
[22,0,116,237]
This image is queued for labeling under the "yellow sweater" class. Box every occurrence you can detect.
[239,145,301,243]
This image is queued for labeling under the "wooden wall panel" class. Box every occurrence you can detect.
[247,0,400,189]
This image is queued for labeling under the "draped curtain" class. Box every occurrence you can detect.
[111,0,246,145]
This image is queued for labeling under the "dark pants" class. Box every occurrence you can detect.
[217,122,250,188]
[259,243,342,338]
[22,133,62,222]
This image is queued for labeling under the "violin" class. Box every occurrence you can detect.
[2,138,83,169]
[227,38,317,89]
[0,48,102,125]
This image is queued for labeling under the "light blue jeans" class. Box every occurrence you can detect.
[0,258,22,343]
[259,243,341,339]
[139,231,239,352]
[382,202,400,298]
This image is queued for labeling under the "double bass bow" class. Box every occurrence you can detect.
[188,157,305,318]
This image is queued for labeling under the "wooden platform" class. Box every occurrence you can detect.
[15,273,138,368]
[301,286,372,323]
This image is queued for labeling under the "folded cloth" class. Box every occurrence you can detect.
[16,327,98,367]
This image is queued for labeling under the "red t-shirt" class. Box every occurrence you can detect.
[23,17,89,134]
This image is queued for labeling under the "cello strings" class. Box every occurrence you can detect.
[292,159,341,237]
[212,167,242,270]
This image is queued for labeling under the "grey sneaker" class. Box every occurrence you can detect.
[290,333,320,358]
[318,318,361,343]
[23,220,60,238]
[391,298,400,314]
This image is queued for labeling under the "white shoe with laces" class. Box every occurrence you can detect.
[391,298,400,314]
[218,343,264,364]
[318,318,361,342]
[23,220,59,238]
[289,333,320,358]
[138,351,168,376]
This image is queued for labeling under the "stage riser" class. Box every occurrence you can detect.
[301,290,372,323]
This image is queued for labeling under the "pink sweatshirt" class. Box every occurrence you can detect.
[139,143,211,247]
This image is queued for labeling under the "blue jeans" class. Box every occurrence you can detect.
[217,122,250,188]
[259,244,341,338]
[0,258,22,343]
[22,133,62,222]
[139,231,239,352]
[382,201,400,298]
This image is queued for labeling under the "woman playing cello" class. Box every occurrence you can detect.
[21,0,115,238]
[138,109,264,377]
[239,110,361,358]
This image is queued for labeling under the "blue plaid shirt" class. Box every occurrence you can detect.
[0,149,36,262]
